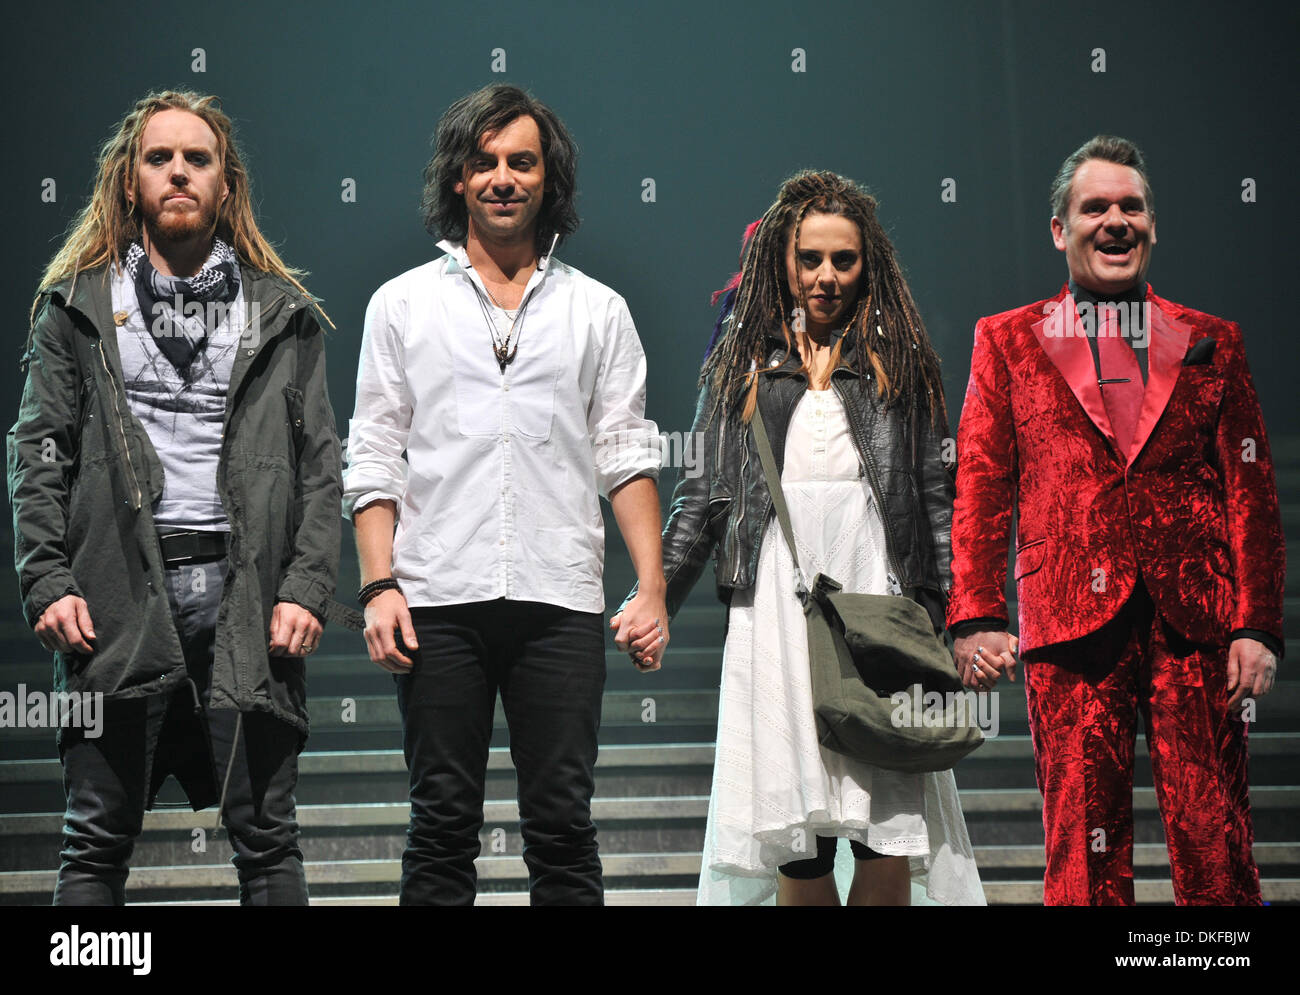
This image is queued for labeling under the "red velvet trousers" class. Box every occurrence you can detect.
[1022,579,1261,906]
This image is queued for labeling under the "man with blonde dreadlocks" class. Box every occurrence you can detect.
[619,171,984,906]
[7,91,347,905]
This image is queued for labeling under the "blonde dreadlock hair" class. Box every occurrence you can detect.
[703,170,943,425]
[32,90,331,328]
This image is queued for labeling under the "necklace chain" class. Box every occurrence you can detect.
[481,280,515,311]
[471,278,535,373]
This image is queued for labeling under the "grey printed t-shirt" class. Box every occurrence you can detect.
[111,265,245,531]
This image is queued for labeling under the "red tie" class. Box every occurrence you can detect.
[1097,306,1143,459]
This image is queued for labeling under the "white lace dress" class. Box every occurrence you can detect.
[696,389,986,905]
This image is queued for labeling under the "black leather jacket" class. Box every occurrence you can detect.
[628,331,955,634]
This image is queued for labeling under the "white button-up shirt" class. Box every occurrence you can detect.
[343,240,660,613]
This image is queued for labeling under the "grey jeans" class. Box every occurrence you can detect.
[54,557,307,905]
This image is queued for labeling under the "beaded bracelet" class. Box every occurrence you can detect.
[358,577,402,605]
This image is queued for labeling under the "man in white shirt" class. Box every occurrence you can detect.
[344,84,668,905]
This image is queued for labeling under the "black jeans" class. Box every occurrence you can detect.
[396,600,607,905]
[54,557,306,906]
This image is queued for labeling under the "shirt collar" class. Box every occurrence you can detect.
[1069,277,1148,308]
[436,237,557,272]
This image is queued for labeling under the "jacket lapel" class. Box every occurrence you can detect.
[1126,290,1191,466]
[1029,288,1119,451]
[59,267,126,383]
[58,264,299,425]
[224,266,293,417]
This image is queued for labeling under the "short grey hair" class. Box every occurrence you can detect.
[1050,135,1154,222]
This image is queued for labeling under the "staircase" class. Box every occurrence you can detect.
[2,436,1297,906]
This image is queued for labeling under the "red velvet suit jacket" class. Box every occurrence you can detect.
[947,285,1285,654]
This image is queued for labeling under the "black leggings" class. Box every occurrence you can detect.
[778,835,889,880]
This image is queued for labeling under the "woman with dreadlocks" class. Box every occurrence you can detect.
[616,171,984,905]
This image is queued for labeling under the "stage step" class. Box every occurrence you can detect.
[4,852,1297,906]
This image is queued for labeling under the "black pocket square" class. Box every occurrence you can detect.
[1183,337,1216,365]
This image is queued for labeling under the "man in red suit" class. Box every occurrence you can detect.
[947,135,1284,906]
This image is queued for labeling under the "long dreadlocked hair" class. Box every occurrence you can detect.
[702,170,944,425]
[32,90,331,329]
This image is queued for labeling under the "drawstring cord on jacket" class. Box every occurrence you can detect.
[215,711,243,831]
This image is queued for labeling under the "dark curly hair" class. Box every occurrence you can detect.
[420,84,579,255]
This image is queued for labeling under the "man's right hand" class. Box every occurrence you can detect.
[953,630,1018,690]
[35,595,96,654]
[362,588,418,673]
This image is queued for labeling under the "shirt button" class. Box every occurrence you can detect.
[503,384,511,391]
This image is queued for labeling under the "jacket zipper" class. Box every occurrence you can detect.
[833,378,905,594]
[96,341,142,511]
[221,290,290,702]
[730,422,749,584]
[219,291,288,544]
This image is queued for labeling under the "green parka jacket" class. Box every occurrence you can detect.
[7,262,344,736]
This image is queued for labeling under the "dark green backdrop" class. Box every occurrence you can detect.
[2,0,1295,618]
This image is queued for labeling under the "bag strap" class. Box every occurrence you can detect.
[750,404,809,599]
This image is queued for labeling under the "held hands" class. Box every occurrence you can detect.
[610,590,669,672]
[362,588,418,674]
[950,631,1277,704]
[1227,637,1277,709]
[954,630,1019,690]
[269,601,323,658]
[35,594,96,654]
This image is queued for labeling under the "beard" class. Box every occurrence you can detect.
[140,194,219,245]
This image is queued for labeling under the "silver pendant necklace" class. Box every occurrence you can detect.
[471,280,536,372]
[467,235,557,373]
